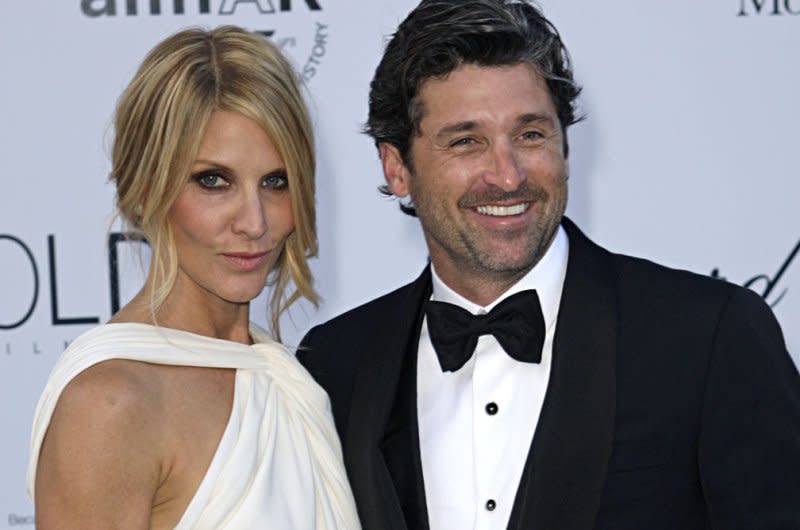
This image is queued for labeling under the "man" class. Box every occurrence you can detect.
[298,1,800,528]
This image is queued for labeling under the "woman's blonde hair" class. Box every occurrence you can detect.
[111,25,318,338]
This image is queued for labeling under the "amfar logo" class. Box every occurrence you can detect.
[81,0,321,17]
[738,0,800,15]
[79,0,330,83]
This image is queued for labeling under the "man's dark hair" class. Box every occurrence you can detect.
[365,0,582,215]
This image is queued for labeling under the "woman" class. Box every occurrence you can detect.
[27,26,360,529]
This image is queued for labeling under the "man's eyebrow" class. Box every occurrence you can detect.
[434,113,557,140]
[434,121,479,140]
[517,113,556,127]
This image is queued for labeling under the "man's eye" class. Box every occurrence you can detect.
[451,137,475,147]
[193,172,228,189]
[521,130,544,140]
[263,172,288,189]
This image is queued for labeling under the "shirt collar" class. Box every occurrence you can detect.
[430,225,569,330]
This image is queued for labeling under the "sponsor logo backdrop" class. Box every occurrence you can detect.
[1,0,797,524]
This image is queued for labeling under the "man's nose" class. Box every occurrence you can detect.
[484,141,525,191]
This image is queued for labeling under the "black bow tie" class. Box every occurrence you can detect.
[424,289,546,373]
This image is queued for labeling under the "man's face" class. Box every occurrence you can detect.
[382,63,568,303]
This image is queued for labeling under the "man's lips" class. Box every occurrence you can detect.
[459,183,546,218]
[221,251,269,271]
[474,202,531,217]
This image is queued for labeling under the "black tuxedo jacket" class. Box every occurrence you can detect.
[299,219,800,529]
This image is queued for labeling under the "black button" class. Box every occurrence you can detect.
[485,402,498,415]
[486,499,496,511]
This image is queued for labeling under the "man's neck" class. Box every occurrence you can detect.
[432,267,532,307]
[429,232,560,307]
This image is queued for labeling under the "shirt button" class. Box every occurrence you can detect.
[486,499,497,511]
[485,402,499,415]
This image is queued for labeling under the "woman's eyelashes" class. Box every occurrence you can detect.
[262,171,288,190]
[192,170,230,189]
[190,169,288,191]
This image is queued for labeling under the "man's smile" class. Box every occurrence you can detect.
[475,202,531,217]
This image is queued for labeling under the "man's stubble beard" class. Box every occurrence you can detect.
[414,177,568,286]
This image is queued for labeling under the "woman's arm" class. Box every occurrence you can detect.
[34,360,164,530]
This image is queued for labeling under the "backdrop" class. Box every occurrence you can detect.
[1,0,798,524]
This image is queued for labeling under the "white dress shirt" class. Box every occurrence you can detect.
[418,226,569,530]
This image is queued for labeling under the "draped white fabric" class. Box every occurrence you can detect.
[27,323,361,530]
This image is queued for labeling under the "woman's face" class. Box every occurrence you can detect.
[167,109,294,309]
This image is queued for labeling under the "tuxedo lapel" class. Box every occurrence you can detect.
[342,220,616,530]
[508,218,617,530]
[344,268,432,530]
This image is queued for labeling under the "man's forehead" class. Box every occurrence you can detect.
[417,62,544,91]
[414,63,558,130]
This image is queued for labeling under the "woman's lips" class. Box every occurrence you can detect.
[222,252,269,271]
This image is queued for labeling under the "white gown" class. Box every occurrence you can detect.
[27,323,361,529]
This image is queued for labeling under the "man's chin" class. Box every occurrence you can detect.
[474,250,540,278]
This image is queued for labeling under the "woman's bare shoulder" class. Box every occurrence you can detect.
[57,358,168,434]
[34,359,168,529]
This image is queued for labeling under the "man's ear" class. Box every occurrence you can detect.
[379,143,411,197]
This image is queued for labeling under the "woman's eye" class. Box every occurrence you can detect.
[193,172,228,189]
[263,172,288,189]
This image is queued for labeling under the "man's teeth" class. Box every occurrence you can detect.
[475,203,529,216]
